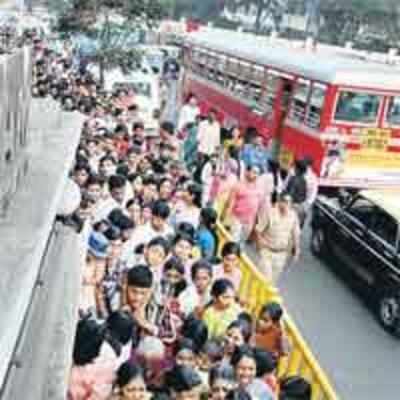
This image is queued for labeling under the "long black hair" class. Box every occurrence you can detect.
[72,317,105,366]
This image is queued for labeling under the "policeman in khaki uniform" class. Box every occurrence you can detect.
[254,193,301,285]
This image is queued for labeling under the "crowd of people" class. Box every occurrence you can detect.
[31,30,316,400]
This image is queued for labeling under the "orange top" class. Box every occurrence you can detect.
[254,323,285,359]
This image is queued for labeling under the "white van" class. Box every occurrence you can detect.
[106,70,161,132]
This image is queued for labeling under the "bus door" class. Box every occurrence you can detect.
[270,78,294,160]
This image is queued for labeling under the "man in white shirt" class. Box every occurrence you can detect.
[197,109,221,157]
[93,174,127,222]
[119,200,173,268]
[178,94,200,132]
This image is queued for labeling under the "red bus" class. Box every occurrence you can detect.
[182,29,400,188]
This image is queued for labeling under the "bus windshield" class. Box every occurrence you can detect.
[386,96,400,126]
[334,91,382,124]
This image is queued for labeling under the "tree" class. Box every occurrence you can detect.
[224,0,288,33]
[50,0,166,85]
[319,0,400,47]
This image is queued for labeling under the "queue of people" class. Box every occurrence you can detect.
[31,32,314,400]
[178,96,317,286]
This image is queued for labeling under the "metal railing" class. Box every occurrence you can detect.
[216,222,339,400]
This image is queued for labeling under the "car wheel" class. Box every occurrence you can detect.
[310,228,327,257]
[378,291,400,338]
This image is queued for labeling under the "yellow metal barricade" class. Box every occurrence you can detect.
[216,222,339,400]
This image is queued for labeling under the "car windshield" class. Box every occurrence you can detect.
[112,81,151,97]
[334,91,382,124]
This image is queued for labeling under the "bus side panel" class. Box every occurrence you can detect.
[185,76,273,141]
[280,124,325,173]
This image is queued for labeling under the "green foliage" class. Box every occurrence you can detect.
[224,0,288,33]
[164,0,224,21]
[50,0,167,84]
[319,0,400,47]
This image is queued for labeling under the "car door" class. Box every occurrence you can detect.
[329,196,376,285]
[363,209,400,291]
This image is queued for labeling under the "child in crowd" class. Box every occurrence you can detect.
[253,302,290,363]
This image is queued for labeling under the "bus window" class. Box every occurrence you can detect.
[233,79,248,97]
[386,96,400,125]
[247,65,263,104]
[216,71,226,86]
[264,72,279,114]
[226,58,242,96]
[251,65,265,85]
[334,91,382,124]
[249,82,264,114]
[240,61,253,81]
[215,55,227,86]
[227,57,241,78]
[290,79,311,123]
[249,82,262,102]
[194,50,208,78]
[306,84,326,128]
[206,53,217,82]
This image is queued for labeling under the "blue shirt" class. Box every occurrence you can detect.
[196,227,216,260]
[240,144,270,173]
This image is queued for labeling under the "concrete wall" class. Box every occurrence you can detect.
[0,47,32,217]
[0,101,85,398]
[1,223,83,400]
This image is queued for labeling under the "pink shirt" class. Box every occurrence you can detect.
[68,364,114,400]
[68,344,118,400]
[214,264,242,292]
[231,181,263,225]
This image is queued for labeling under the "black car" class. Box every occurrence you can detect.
[311,190,400,336]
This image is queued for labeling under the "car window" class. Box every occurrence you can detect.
[369,210,398,249]
[346,197,375,227]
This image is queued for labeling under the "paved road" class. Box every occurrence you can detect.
[271,224,400,399]
[166,77,400,400]
[247,224,400,399]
